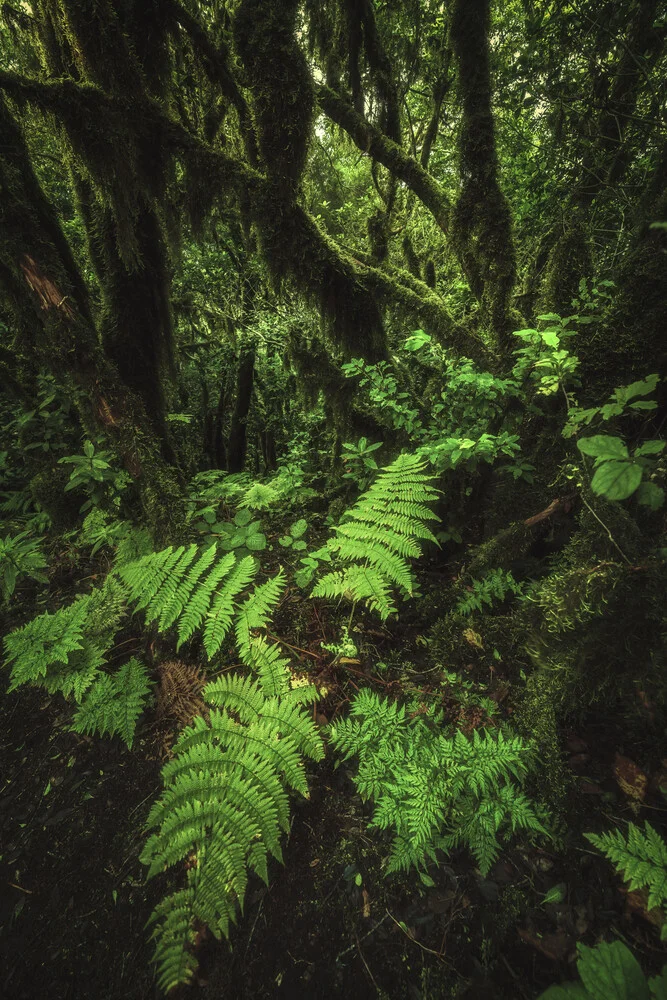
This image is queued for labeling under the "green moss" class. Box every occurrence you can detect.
[29,464,85,530]
[512,668,570,811]
[538,219,593,317]
[466,522,534,578]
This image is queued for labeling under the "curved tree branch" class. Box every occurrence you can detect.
[316,83,451,234]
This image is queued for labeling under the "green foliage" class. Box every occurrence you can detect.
[70,657,152,749]
[311,452,440,619]
[512,313,581,396]
[141,658,324,993]
[563,375,660,437]
[329,689,548,878]
[194,507,267,555]
[341,436,383,489]
[576,434,664,506]
[456,569,526,616]
[116,542,258,657]
[58,438,129,512]
[277,517,308,550]
[537,940,666,999]
[5,595,106,700]
[2,576,149,746]
[585,822,667,936]
[0,528,48,601]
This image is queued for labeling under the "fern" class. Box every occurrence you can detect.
[70,657,152,748]
[115,543,259,657]
[329,689,548,877]
[142,669,324,993]
[312,453,440,619]
[456,568,525,616]
[586,822,667,934]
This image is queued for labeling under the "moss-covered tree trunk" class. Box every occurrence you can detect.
[450,0,517,355]
[226,334,256,474]
[0,97,184,543]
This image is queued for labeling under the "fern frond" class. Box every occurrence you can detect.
[330,691,548,877]
[203,556,258,658]
[310,453,440,620]
[142,678,324,992]
[147,889,199,994]
[586,822,667,912]
[176,550,238,649]
[5,596,90,691]
[70,657,152,748]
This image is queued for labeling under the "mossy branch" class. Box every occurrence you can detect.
[316,83,451,234]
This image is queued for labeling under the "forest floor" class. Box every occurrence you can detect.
[2,578,665,1000]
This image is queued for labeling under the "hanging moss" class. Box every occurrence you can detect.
[317,84,451,235]
[578,211,667,404]
[449,0,517,354]
[402,233,421,279]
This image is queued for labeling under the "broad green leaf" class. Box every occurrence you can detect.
[234,509,253,527]
[292,540,307,551]
[577,940,649,1000]
[591,461,643,500]
[577,436,629,461]
[649,966,667,999]
[541,332,560,348]
[278,535,293,547]
[636,481,665,509]
[83,440,94,457]
[290,519,308,538]
[634,440,665,457]
[245,533,267,551]
[537,313,562,322]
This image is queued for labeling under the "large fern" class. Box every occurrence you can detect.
[115,542,258,656]
[329,689,549,877]
[142,670,324,993]
[311,453,440,619]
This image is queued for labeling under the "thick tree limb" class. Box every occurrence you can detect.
[316,83,451,234]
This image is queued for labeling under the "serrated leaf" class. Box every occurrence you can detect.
[289,519,308,538]
[636,482,664,509]
[234,509,253,527]
[591,461,643,500]
[577,436,629,461]
[634,441,665,457]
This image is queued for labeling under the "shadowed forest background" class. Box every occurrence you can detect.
[0,1,666,998]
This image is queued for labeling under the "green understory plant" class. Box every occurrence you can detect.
[0,528,48,601]
[277,517,308,551]
[58,438,129,512]
[311,452,440,620]
[537,939,667,999]
[193,506,267,556]
[341,436,383,489]
[576,434,664,506]
[456,569,526,616]
[585,822,667,939]
[329,689,549,879]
